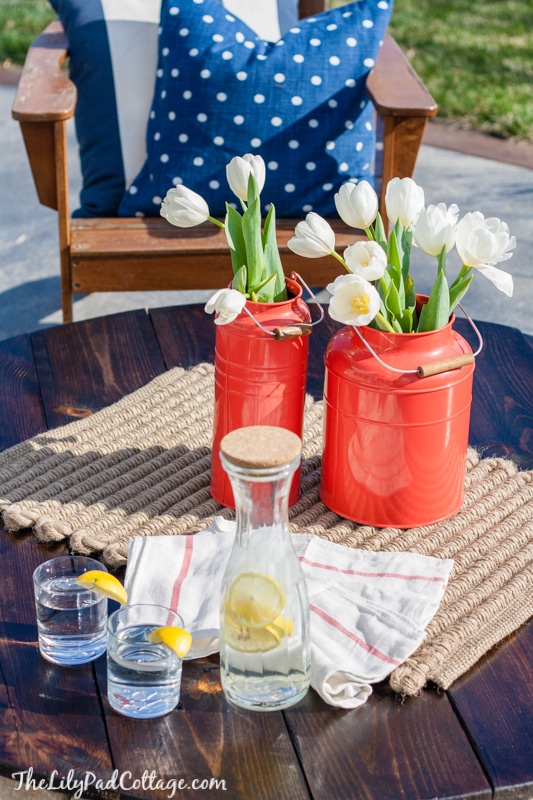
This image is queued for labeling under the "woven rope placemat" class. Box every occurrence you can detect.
[1,363,532,694]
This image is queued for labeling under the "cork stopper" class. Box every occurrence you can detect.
[220,426,302,470]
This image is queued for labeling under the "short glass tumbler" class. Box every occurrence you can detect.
[107,604,184,719]
[33,555,109,666]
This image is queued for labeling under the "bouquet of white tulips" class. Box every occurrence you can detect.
[161,154,287,317]
[287,177,516,333]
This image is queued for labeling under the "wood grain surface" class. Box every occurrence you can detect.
[0,306,531,799]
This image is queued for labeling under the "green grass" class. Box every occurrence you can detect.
[336,0,533,142]
[2,0,532,141]
[0,0,55,66]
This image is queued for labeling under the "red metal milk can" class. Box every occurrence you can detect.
[211,275,314,508]
[320,304,481,528]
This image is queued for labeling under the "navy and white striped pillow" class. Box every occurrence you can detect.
[49,0,299,217]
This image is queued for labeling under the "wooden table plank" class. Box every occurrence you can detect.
[0,531,114,792]
[95,657,311,800]
[31,310,166,429]
[455,319,533,470]
[448,621,533,800]
[0,334,46,449]
[285,683,491,800]
[28,309,310,798]
[150,305,215,371]
[0,307,530,799]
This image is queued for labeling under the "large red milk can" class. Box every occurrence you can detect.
[211,275,313,508]
[320,303,480,528]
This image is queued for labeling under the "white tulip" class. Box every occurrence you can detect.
[413,203,459,257]
[226,153,266,201]
[334,180,379,230]
[456,211,515,296]
[160,186,210,228]
[326,273,361,296]
[343,240,387,281]
[385,177,425,228]
[328,274,381,326]
[287,212,336,258]
[204,288,246,325]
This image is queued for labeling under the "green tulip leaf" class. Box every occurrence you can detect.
[449,271,473,313]
[242,195,266,287]
[263,204,287,302]
[225,204,247,279]
[250,273,276,303]
[399,307,414,333]
[231,264,248,295]
[385,280,402,318]
[402,227,413,281]
[373,213,387,250]
[417,270,450,332]
[405,274,417,311]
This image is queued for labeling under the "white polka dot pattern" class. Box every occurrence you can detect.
[118,0,392,218]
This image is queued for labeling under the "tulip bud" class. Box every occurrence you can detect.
[327,274,380,326]
[160,186,211,228]
[287,212,336,258]
[385,177,425,228]
[413,203,459,257]
[204,288,247,325]
[343,240,387,281]
[334,181,379,230]
[455,211,515,296]
[226,154,266,201]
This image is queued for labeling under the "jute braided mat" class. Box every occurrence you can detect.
[1,363,532,694]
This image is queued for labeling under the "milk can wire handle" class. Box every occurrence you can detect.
[242,272,324,339]
[351,303,484,378]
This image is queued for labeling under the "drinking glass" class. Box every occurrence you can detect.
[107,604,184,719]
[33,555,109,665]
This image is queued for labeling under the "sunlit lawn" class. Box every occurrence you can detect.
[2,0,532,140]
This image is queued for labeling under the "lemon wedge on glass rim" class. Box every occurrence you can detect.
[75,570,128,605]
[227,572,285,629]
[148,626,193,659]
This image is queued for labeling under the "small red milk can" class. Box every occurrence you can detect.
[211,275,316,508]
[320,304,481,528]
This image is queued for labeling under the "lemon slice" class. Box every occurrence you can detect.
[222,610,281,653]
[75,570,128,605]
[228,572,285,629]
[269,614,294,638]
[147,626,193,659]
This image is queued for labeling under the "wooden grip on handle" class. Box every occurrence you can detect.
[273,324,313,340]
[417,354,475,377]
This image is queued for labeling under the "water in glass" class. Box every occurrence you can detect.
[33,556,108,666]
[218,426,311,711]
[107,605,183,719]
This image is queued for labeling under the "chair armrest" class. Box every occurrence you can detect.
[11,19,76,122]
[367,34,437,118]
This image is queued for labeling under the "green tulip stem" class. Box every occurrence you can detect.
[208,216,226,229]
[331,249,348,269]
[375,312,396,332]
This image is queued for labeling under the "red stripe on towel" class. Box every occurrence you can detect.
[169,537,194,614]
[300,556,447,584]
[310,603,401,666]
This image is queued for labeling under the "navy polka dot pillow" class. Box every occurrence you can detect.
[118,0,393,219]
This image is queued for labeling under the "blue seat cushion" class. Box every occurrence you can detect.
[49,0,299,217]
[118,0,393,220]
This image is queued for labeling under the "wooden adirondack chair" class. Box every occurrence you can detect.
[12,0,437,323]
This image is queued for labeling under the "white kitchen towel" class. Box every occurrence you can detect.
[125,518,453,709]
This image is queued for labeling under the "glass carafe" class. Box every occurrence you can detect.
[219,426,311,711]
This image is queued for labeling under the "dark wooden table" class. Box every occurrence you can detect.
[0,306,532,800]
